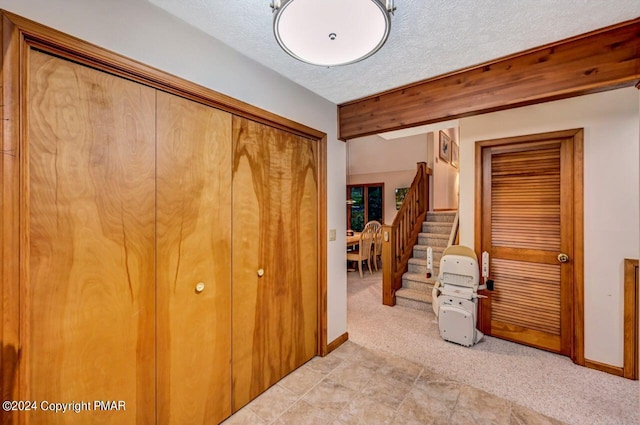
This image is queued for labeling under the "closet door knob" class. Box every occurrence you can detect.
[195,282,205,293]
[257,269,265,278]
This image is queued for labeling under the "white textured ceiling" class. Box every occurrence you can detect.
[148,0,640,104]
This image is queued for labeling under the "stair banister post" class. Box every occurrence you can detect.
[382,224,395,306]
[425,166,430,214]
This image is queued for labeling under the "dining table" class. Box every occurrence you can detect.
[346,232,361,272]
[346,232,361,248]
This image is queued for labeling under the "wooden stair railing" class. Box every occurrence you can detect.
[381,162,431,306]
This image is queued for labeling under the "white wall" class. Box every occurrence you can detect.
[459,88,639,367]
[348,133,428,175]
[348,133,428,223]
[432,128,460,210]
[1,0,347,343]
[348,129,460,218]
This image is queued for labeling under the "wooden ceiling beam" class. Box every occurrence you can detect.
[338,18,640,140]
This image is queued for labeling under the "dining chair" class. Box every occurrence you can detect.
[364,220,381,232]
[362,221,382,271]
[346,224,376,278]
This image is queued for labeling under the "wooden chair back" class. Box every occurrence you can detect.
[359,224,376,260]
[364,220,382,233]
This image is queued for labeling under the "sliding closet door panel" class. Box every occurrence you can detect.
[232,117,318,411]
[156,92,232,424]
[26,50,156,424]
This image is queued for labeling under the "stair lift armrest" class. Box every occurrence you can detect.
[474,284,488,299]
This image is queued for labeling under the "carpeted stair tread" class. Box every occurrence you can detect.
[413,245,445,253]
[395,210,456,312]
[417,232,449,239]
[402,272,436,285]
[396,287,433,304]
[417,233,450,247]
[422,222,453,233]
[408,258,429,266]
[412,245,445,260]
[408,258,439,271]
[425,212,456,223]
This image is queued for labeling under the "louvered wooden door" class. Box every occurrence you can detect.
[479,132,579,355]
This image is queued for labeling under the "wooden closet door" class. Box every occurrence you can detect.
[26,50,156,424]
[156,92,232,424]
[232,117,318,411]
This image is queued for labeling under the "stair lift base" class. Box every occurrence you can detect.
[437,296,484,347]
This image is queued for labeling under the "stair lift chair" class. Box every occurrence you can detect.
[430,245,492,347]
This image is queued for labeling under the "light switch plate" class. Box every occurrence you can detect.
[329,229,336,241]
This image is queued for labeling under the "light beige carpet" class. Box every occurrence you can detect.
[347,270,639,425]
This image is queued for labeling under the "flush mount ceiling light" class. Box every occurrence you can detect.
[270,0,395,67]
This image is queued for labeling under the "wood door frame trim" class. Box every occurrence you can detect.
[584,359,624,377]
[0,12,330,413]
[317,136,329,356]
[623,259,639,379]
[474,128,585,365]
[1,12,22,417]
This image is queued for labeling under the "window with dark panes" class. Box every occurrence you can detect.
[347,183,384,231]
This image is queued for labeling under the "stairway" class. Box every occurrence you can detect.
[395,211,457,312]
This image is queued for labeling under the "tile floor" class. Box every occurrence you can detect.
[222,341,564,425]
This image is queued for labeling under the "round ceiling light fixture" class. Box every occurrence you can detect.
[271,0,395,67]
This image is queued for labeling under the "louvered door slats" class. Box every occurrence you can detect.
[491,147,560,251]
[487,142,564,349]
[491,259,561,335]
